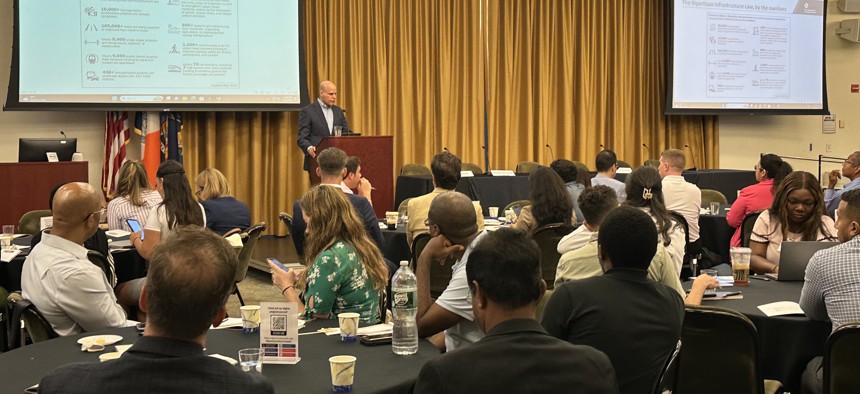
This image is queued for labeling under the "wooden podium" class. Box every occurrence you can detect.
[309,136,393,218]
[0,162,89,226]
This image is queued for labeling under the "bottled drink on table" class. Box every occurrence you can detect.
[391,260,418,355]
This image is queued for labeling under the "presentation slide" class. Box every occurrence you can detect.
[668,0,826,114]
[8,0,304,110]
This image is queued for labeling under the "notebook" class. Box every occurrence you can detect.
[766,241,838,281]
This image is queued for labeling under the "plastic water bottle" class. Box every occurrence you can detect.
[391,260,418,355]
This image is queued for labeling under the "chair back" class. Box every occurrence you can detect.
[675,305,763,394]
[411,233,455,298]
[515,161,540,174]
[643,159,660,168]
[18,210,52,236]
[741,210,763,248]
[461,162,483,175]
[7,292,58,349]
[701,189,728,205]
[535,288,553,321]
[411,233,431,269]
[278,212,293,237]
[531,223,575,289]
[616,160,632,168]
[824,322,860,394]
[668,211,690,255]
[503,199,532,216]
[87,250,114,286]
[400,163,432,176]
[653,340,682,394]
[398,198,412,218]
[235,223,266,283]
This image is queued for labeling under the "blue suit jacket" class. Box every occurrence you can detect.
[291,192,383,256]
[297,101,349,171]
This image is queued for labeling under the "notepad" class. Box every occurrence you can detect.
[757,301,805,317]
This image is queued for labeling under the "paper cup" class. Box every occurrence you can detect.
[329,355,357,392]
[240,305,261,334]
[337,312,360,343]
[71,152,84,162]
[488,207,499,218]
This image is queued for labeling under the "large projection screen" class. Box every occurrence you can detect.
[5,0,307,111]
[666,0,828,115]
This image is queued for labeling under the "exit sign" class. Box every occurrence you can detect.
[852,84,860,93]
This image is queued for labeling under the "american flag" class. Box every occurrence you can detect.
[102,111,129,199]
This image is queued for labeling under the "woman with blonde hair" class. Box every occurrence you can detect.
[195,168,251,235]
[269,185,388,322]
[106,161,162,231]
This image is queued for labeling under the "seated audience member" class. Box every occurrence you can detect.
[556,185,612,255]
[799,189,860,394]
[824,151,860,217]
[416,192,486,351]
[406,151,483,248]
[624,166,687,274]
[575,161,592,190]
[513,166,575,233]
[658,149,701,253]
[555,186,684,298]
[550,159,585,223]
[542,206,684,394]
[291,148,383,256]
[414,228,619,394]
[590,149,626,202]
[726,154,791,247]
[272,186,388,322]
[341,156,374,204]
[107,161,163,232]
[22,183,127,336]
[195,168,251,235]
[750,171,836,275]
[39,227,273,394]
[683,274,720,306]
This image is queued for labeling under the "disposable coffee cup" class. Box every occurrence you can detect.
[385,211,398,230]
[488,207,499,218]
[329,355,357,392]
[71,152,84,162]
[240,305,261,334]
[730,247,751,286]
[337,312,360,343]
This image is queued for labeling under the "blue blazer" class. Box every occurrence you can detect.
[297,101,348,171]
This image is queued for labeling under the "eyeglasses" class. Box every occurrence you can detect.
[83,208,106,223]
[424,218,434,227]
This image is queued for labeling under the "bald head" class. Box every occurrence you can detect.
[318,81,337,106]
[428,192,478,242]
[51,183,102,241]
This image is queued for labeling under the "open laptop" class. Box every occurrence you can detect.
[766,241,839,281]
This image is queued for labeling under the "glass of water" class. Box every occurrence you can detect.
[238,348,263,374]
[1,225,14,249]
[701,269,719,295]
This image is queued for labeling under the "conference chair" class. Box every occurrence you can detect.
[823,322,860,394]
[653,340,682,394]
[535,288,553,321]
[18,210,51,236]
[278,212,292,238]
[398,198,412,219]
[7,292,57,349]
[410,233,431,270]
[411,233,454,299]
[530,223,575,289]
[87,250,114,287]
[503,199,531,216]
[741,210,763,248]
[701,189,728,205]
[515,161,540,174]
[461,162,483,175]
[668,211,691,277]
[616,160,632,168]
[674,305,782,394]
[232,223,267,306]
[643,159,661,168]
[400,163,432,176]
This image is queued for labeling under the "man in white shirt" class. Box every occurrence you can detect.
[590,150,626,203]
[659,149,701,249]
[416,191,486,351]
[22,182,127,336]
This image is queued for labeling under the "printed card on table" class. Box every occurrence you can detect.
[260,302,300,364]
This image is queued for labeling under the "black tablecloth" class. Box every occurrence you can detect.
[394,175,531,215]
[0,320,440,393]
[381,226,411,265]
[698,209,734,264]
[613,169,756,204]
[394,176,434,210]
[689,280,830,391]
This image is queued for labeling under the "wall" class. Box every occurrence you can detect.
[719,0,860,186]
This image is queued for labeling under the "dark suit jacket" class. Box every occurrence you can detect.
[291,189,383,256]
[414,318,619,394]
[297,100,349,171]
[201,196,252,236]
[38,336,274,394]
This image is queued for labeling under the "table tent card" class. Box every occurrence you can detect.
[260,302,300,364]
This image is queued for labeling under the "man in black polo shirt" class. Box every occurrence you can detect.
[541,206,684,394]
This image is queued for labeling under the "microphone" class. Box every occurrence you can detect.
[59,130,67,139]
[642,143,651,158]
[443,147,450,153]
[684,144,698,170]
[545,144,555,161]
[599,144,605,149]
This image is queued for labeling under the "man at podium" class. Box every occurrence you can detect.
[297,81,349,175]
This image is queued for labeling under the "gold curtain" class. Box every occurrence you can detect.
[182,0,719,236]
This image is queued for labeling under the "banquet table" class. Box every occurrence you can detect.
[0,320,441,394]
[690,280,830,391]
[697,207,734,264]
[394,174,531,216]
[381,225,411,265]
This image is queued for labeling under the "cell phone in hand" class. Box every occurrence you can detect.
[126,219,144,240]
[267,258,289,272]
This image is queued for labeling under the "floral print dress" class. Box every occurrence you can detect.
[303,240,380,322]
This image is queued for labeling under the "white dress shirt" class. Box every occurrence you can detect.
[662,175,701,242]
[21,232,127,336]
[318,98,334,134]
[590,174,627,203]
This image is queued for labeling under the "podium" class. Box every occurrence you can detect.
[0,161,89,225]
[310,136,393,218]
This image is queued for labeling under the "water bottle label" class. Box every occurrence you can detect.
[393,291,416,308]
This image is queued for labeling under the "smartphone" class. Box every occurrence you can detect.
[267,258,289,272]
[126,219,144,240]
[360,335,392,346]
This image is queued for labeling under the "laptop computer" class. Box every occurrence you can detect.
[766,241,839,281]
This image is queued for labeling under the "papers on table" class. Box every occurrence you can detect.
[1,248,22,263]
[105,229,130,238]
[323,323,393,336]
[716,276,735,287]
[757,301,805,317]
[212,317,306,330]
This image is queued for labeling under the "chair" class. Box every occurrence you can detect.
[411,233,431,270]
[461,162,483,175]
[87,250,114,286]
[398,198,412,218]
[278,212,292,237]
[7,292,58,349]
[18,210,51,236]
[701,189,728,205]
[535,288,553,321]
[643,159,660,168]
[741,210,763,248]
[515,161,540,174]
[653,340,682,394]
[503,199,531,215]
[616,160,632,168]
[673,305,782,394]
[823,321,860,394]
[530,223,575,289]
[411,233,453,299]
[400,163,432,176]
[232,223,267,306]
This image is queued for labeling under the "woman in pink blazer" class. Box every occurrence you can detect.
[727,154,792,247]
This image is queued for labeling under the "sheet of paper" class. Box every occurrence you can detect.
[757,301,805,317]
[1,248,22,263]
